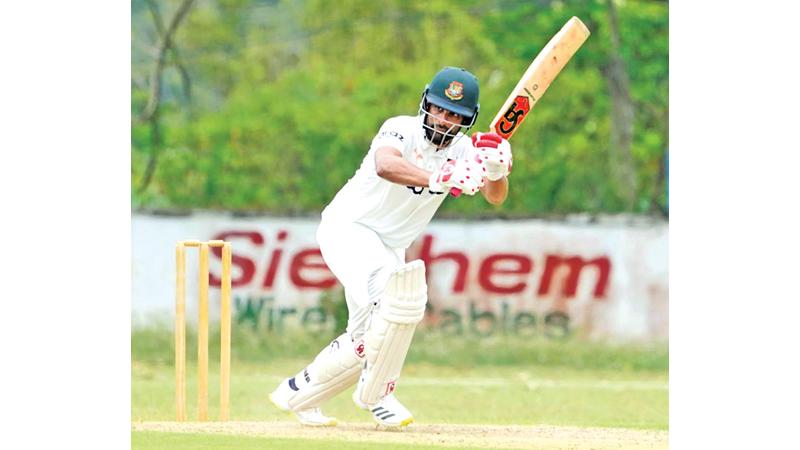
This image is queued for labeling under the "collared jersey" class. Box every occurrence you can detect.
[321,115,473,249]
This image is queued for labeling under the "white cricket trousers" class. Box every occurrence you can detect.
[316,219,405,339]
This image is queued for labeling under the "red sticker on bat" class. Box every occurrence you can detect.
[494,95,530,140]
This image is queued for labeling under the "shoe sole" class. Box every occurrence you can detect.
[374,416,414,428]
[298,418,337,427]
[270,393,337,427]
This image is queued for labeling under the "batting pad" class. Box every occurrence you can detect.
[287,332,362,410]
[358,259,428,406]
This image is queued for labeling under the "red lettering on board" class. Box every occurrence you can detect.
[537,255,611,298]
[262,230,289,289]
[478,254,532,294]
[289,249,337,289]
[202,229,613,300]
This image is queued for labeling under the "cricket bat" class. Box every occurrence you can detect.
[489,16,591,140]
[451,16,590,196]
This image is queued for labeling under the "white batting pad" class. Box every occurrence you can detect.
[286,332,362,410]
[358,259,428,406]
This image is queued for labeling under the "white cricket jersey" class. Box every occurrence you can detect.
[321,115,473,249]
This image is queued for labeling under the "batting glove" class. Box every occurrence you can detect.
[471,132,512,181]
[429,158,485,196]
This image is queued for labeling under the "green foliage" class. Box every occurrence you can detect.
[132,0,668,215]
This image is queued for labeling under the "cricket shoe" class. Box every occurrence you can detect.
[269,378,337,427]
[353,389,414,427]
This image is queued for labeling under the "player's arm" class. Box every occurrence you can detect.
[374,146,430,187]
[375,146,485,196]
[481,177,508,205]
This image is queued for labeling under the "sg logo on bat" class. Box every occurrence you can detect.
[496,95,531,139]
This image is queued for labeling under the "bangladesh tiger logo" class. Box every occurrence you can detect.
[444,81,464,100]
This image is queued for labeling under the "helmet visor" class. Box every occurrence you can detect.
[418,101,476,148]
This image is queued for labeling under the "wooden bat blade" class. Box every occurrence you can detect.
[490,16,591,140]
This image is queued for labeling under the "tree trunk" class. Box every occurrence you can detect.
[604,0,637,210]
[135,0,195,194]
[139,109,162,195]
[136,0,195,124]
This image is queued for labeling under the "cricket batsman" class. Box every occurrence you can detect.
[269,67,512,427]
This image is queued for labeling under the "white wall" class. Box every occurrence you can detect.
[132,212,668,342]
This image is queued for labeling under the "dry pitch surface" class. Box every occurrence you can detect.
[133,421,668,449]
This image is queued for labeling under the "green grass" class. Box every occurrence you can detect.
[132,432,475,450]
[133,359,667,429]
[132,323,668,448]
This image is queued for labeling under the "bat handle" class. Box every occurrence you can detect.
[450,188,462,197]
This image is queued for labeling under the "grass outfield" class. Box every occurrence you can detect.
[132,326,668,449]
[133,360,667,428]
[132,431,484,450]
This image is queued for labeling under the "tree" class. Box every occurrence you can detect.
[130,0,668,216]
[604,0,637,209]
[133,0,195,195]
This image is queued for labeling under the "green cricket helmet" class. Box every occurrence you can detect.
[419,66,480,147]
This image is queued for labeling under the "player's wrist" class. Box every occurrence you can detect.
[428,171,444,192]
